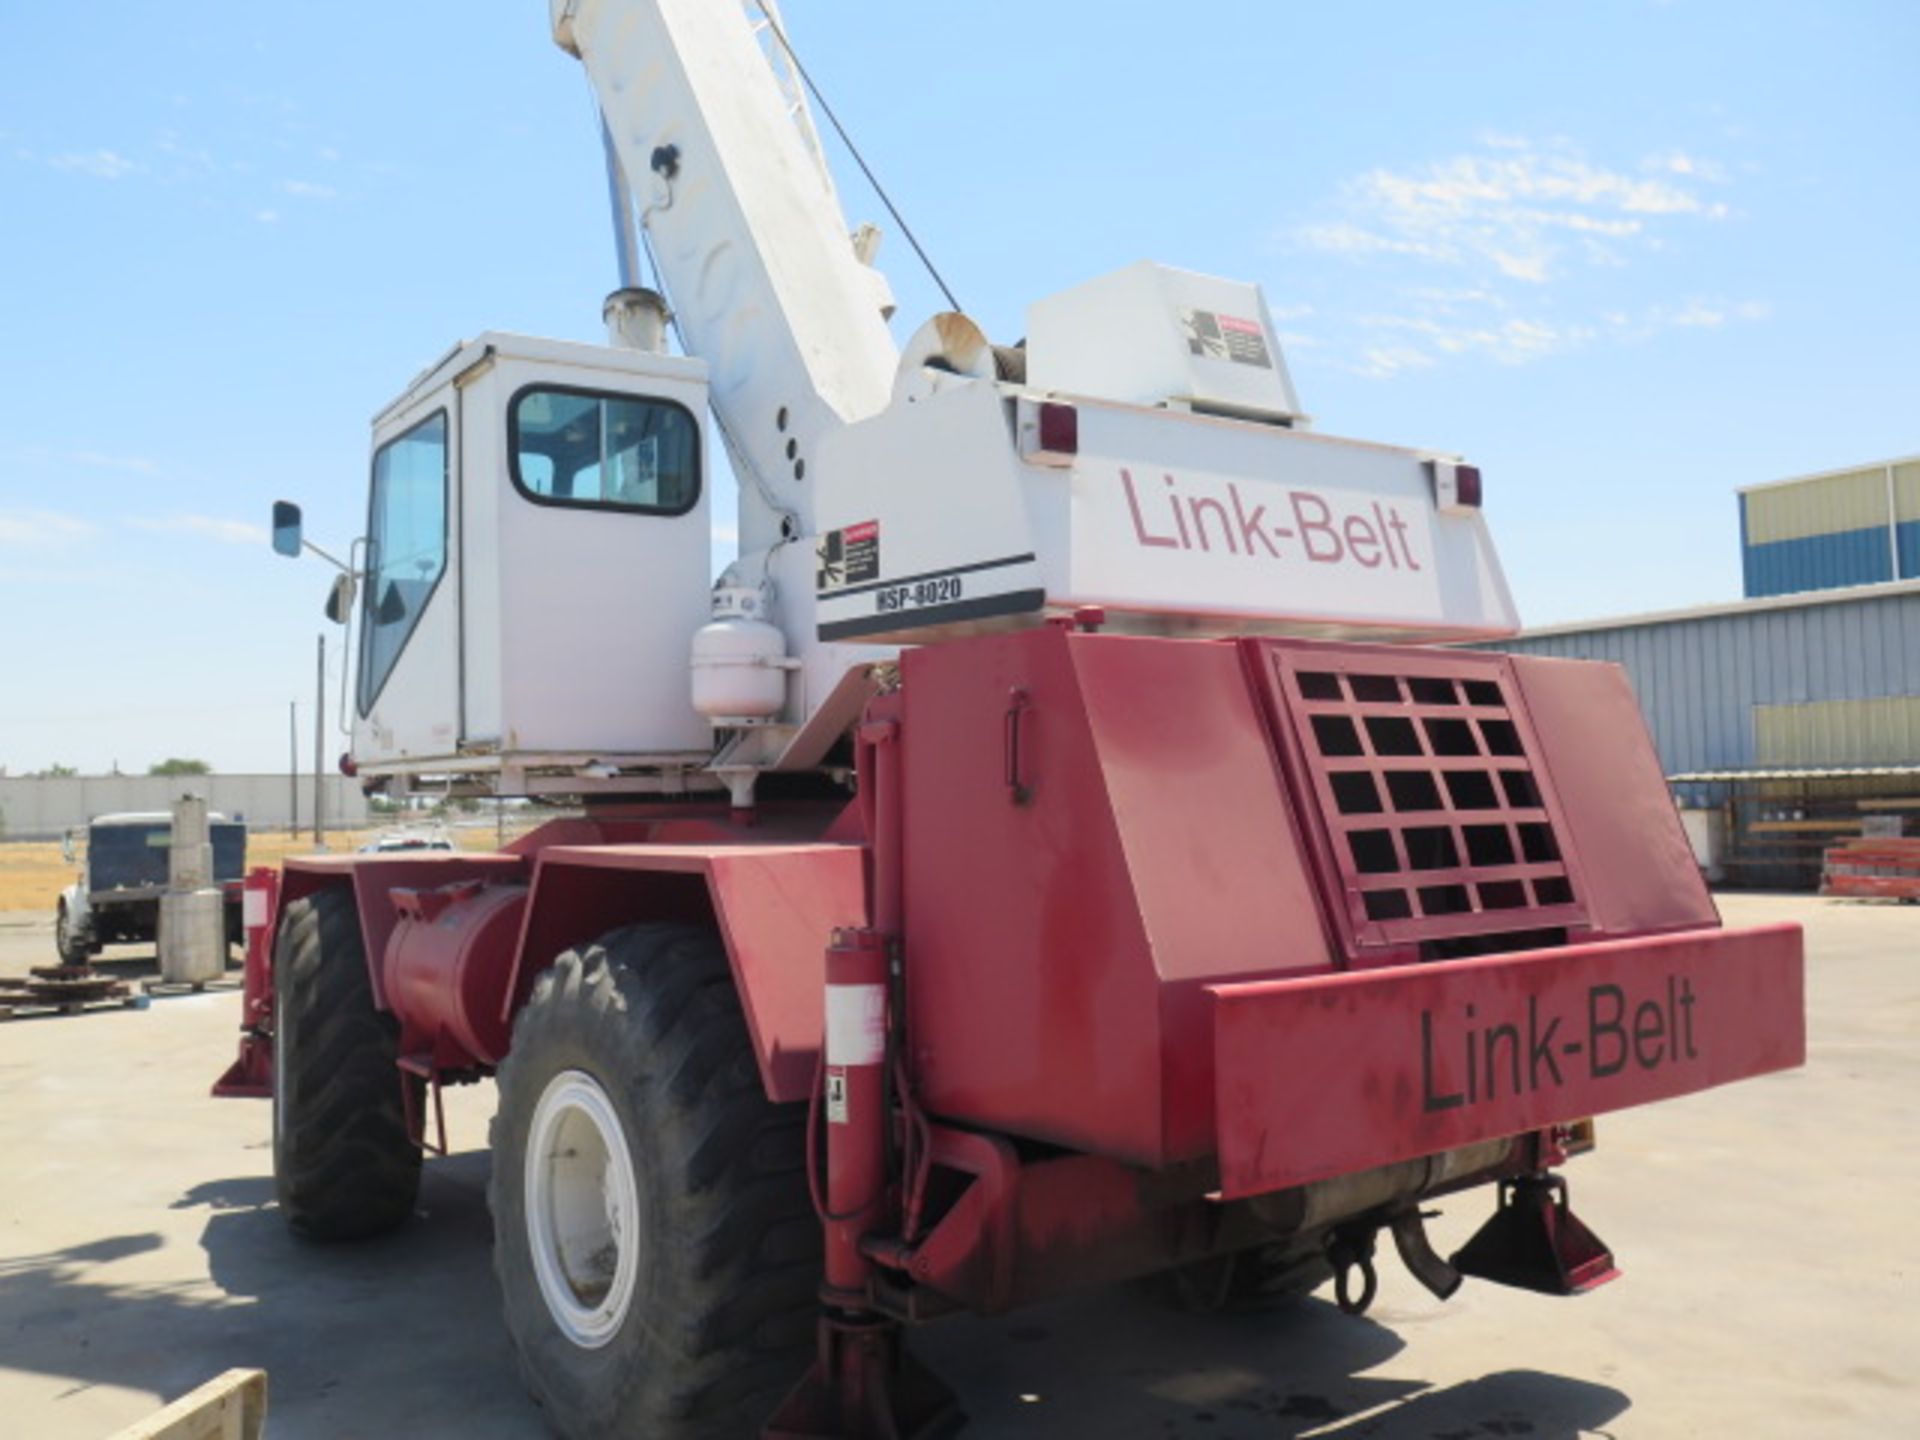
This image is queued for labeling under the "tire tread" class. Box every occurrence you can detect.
[490,923,818,1439]
[273,889,420,1241]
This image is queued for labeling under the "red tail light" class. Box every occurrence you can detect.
[1019,399,1078,467]
[1456,463,1483,508]
[1430,459,1483,514]
[1039,402,1078,456]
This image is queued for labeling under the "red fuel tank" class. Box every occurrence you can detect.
[383,880,528,1067]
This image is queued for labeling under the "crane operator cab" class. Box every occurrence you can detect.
[275,331,716,795]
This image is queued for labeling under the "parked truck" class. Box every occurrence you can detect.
[59,811,246,964]
[223,3,1807,1435]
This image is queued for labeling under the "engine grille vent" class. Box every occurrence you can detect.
[1259,645,1589,957]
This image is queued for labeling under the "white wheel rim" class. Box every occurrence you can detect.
[525,1069,641,1349]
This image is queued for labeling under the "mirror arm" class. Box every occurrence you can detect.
[338,536,366,738]
[301,538,354,574]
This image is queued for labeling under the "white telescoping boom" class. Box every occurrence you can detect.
[557,0,900,556]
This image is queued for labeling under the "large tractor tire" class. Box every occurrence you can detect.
[490,923,818,1440]
[272,888,421,1241]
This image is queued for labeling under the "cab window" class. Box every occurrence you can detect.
[509,386,699,515]
[359,410,448,714]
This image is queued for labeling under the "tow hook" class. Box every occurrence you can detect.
[1328,1227,1379,1315]
[1389,1207,1463,1300]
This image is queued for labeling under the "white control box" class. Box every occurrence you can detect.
[1024,262,1304,424]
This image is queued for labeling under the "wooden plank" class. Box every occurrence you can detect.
[0,994,144,1023]
[1824,877,1920,899]
[1746,820,1864,835]
[109,1369,267,1440]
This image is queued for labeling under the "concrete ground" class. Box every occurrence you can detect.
[0,893,1912,1439]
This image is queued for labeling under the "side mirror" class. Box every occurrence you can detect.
[61,831,76,864]
[272,500,303,558]
[325,572,357,625]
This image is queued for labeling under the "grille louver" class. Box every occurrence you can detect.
[1258,644,1589,958]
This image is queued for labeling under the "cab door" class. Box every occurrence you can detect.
[355,385,462,766]
[484,350,713,757]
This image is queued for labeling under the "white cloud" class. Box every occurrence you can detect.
[254,209,280,224]
[1643,149,1729,183]
[1,448,163,476]
[0,510,95,547]
[1612,298,1772,341]
[1295,221,1447,263]
[1345,297,1769,376]
[1297,137,1731,285]
[127,515,268,546]
[69,451,162,476]
[49,149,140,180]
[280,179,336,200]
[1403,286,1508,311]
[1287,137,1760,378]
[1361,313,1595,367]
[1349,345,1437,379]
[154,132,220,179]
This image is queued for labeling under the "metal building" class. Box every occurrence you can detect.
[1484,580,1920,886]
[1740,454,1920,597]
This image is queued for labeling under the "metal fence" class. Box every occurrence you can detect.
[0,775,369,841]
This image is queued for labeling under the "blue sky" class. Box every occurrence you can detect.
[1,1,1915,774]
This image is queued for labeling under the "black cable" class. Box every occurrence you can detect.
[752,1,964,314]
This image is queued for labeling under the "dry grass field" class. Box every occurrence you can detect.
[0,826,509,912]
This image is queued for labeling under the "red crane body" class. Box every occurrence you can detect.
[220,622,1803,1434]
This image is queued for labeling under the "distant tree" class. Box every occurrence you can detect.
[148,758,212,776]
[32,763,78,778]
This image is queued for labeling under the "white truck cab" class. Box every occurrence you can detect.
[350,333,715,789]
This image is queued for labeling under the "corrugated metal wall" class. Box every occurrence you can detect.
[1740,459,1920,597]
[0,775,370,841]
[1482,589,1920,776]
[1753,696,1920,766]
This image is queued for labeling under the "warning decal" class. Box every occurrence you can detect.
[1181,309,1273,369]
[817,520,880,594]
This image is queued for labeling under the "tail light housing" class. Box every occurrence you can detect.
[1430,459,1483,515]
[1017,399,1078,467]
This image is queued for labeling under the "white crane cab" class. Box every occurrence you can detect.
[353,332,714,790]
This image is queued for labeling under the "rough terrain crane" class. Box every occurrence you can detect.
[220,2,1807,1435]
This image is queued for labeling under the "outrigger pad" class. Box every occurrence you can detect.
[763,1317,962,1440]
[1450,1175,1620,1296]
